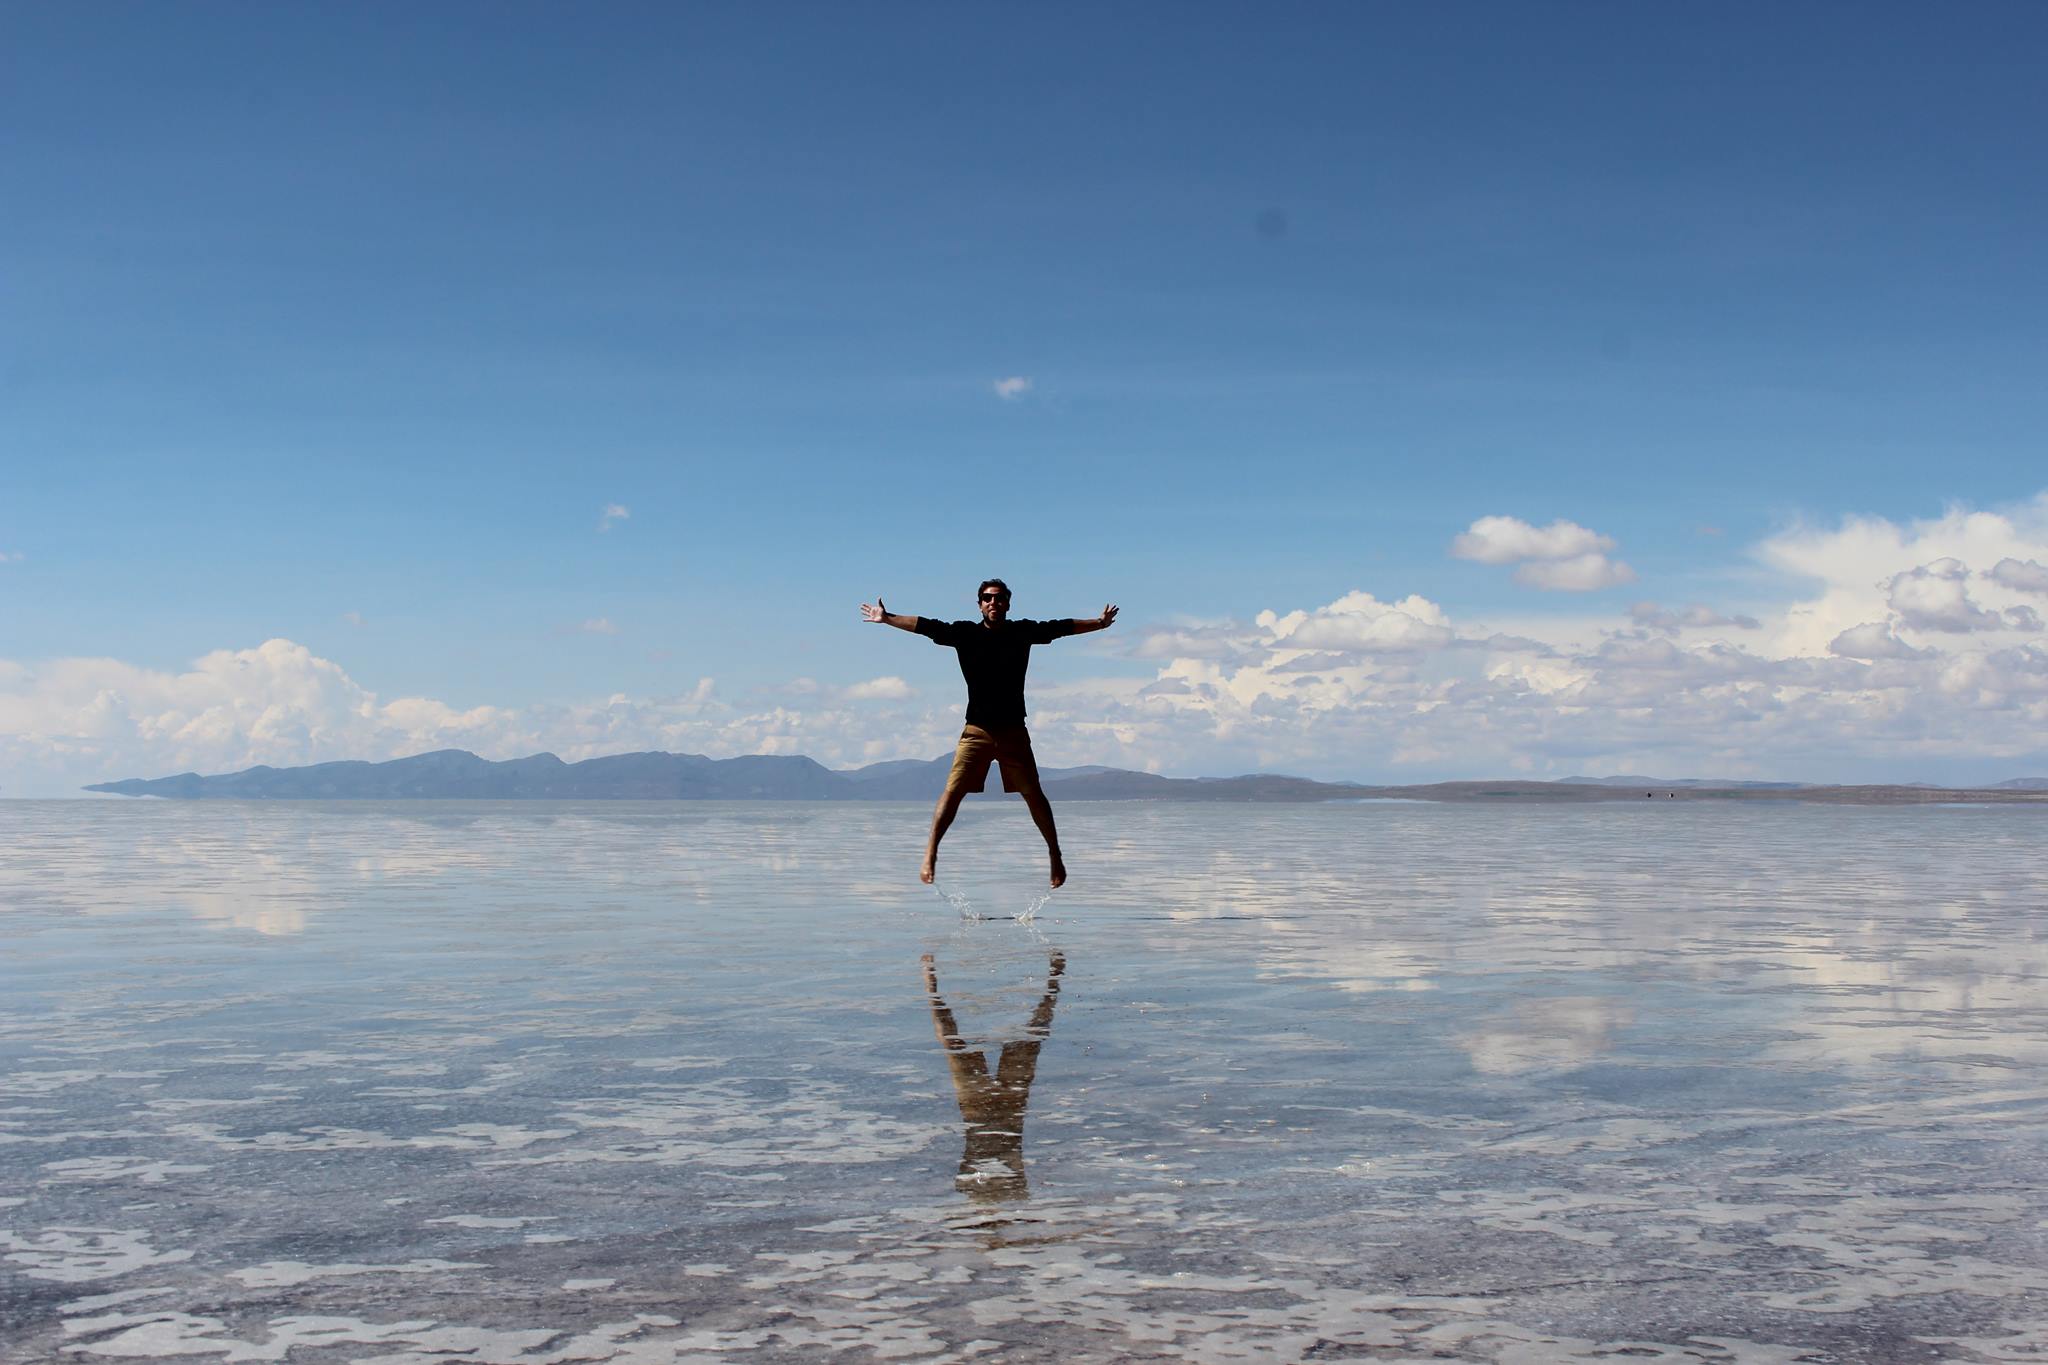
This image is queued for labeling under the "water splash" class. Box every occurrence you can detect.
[932,883,1053,922]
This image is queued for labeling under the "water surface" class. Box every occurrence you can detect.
[3,800,2045,1362]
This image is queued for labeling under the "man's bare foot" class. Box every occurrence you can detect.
[1049,854,1066,890]
[920,853,937,885]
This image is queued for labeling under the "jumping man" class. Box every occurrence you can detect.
[861,579,1117,887]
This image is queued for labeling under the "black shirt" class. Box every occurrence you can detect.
[916,617,1078,728]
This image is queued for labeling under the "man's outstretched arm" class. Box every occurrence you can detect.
[860,598,922,633]
[1067,603,1119,636]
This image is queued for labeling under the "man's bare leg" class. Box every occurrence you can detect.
[1020,790,1066,888]
[923,787,969,884]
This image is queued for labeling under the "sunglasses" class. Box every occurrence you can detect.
[979,592,1010,602]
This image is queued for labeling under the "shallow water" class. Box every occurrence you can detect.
[2,799,2045,1363]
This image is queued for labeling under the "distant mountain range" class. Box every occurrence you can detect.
[82,749,2048,805]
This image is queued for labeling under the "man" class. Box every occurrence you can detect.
[861,579,1117,887]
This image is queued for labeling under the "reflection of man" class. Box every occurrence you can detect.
[922,950,1064,1205]
[861,579,1117,887]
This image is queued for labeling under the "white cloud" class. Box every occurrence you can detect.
[574,619,620,636]
[1055,495,2048,783]
[598,504,630,532]
[341,611,366,627]
[14,494,2048,796]
[1475,632,1555,654]
[0,550,22,563]
[992,376,1032,401]
[1756,496,2048,657]
[1829,622,1934,661]
[2,640,407,795]
[1451,515,1611,564]
[1513,553,1636,592]
[1884,558,2002,632]
[1688,605,1761,629]
[1629,602,1762,634]
[1452,515,1634,592]
[1124,620,1259,663]
[1990,557,2048,596]
[1266,591,1454,653]
[0,639,959,797]
[843,676,913,701]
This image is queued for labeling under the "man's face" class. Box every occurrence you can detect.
[977,586,1011,624]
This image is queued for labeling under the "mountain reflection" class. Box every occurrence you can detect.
[922,949,1063,1206]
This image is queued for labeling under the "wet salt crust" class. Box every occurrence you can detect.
[2,798,2045,1363]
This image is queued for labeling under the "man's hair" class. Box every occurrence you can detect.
[977,578,1011,599]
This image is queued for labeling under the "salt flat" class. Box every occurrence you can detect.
[2,800,2044,1363]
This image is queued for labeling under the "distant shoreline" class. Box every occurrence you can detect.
[78,748,2048,806]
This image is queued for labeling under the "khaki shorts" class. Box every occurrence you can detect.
[944,724,1043,798]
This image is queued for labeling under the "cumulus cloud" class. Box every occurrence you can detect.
[1045,496,2048,784]
[1630,603,1763,635]
[1829,622,1935,661]
[598,504,630,532]
[1473,632,1554,654]
[1757,497,2048,657]
[842,676,913,701]
[0,640,962,797]
[2,641,449,795]
[15,495,2048,796]
[1452,516,1612,564]
[1695,607,1762,630]
[1452,516,1634,591]
[1990,558,2048,596]
[1513,553,1636,591]
[1124,622,1258,663]
[1884,559,2002,632]
[1265,591,1454,653]
[992,376,1032,401]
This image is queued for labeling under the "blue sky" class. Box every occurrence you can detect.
[6,3,2048,792]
